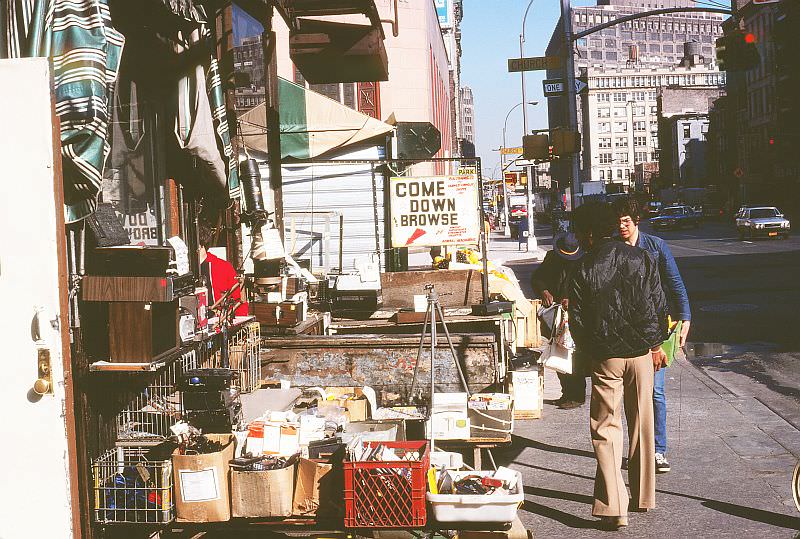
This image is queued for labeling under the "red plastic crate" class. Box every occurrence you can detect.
[343,440,430,529]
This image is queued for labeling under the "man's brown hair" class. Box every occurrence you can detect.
[610,197,642,224]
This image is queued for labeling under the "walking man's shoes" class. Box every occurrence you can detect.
[599,515,628,530]
[655,452,671,473]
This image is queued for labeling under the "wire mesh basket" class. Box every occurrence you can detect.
[115,348,198,441]
[93,446,174,524]
[198,320,260,393]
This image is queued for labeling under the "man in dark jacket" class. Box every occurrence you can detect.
[568,202,669,530]
[531,232,585,408]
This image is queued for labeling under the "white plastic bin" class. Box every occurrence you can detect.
[426,470,524,523]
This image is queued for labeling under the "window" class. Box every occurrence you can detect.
[615,137,628,147]
[598,138,612,149]
[605,39,617,48]
[650,106,658,115]
[634,106,646,116]
[599,170,605,180]
[683,125,691,138]
[648,90,657,100]
[615,121,628,132]
[634,136,647,146]
[597,93,611,103]
[633,91,646,101]
[634,121,646,131]
[614,107,627,117]
[606,52,618,61]
[617,169,623,180]
[615,152,629,163]
[591,50,603,60]
[577,38,587,47]
[598,108,611,118]
[613,92,627,102]
[598,122,611,133]
[635,151,648,163]
[599,153,612,164]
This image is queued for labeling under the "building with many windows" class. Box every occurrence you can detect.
[658,86,723,189]
[546,0,725,196]
[460,85,475,145]
[583,55,724,192]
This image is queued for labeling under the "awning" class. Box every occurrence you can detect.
[239,77,394,160]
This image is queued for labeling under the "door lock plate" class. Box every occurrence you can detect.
[34,348,53,396]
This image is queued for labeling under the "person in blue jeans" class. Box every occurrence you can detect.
[612,198,691,474]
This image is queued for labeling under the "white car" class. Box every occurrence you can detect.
[735,206,791,240]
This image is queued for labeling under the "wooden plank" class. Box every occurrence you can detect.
[82,275,171,302]
[380,269,483,308]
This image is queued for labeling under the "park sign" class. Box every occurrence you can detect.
[508,56,561,72]
[390,175,480,248]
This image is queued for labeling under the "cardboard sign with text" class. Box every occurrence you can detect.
[390,175,480,247]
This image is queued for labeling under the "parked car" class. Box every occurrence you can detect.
[735,206,791,240]
[649,205,702,230]
[645,201,663,218]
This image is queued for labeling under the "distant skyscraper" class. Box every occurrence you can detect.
[460,86,475,145]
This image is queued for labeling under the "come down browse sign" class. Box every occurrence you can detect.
[390,175,480,248]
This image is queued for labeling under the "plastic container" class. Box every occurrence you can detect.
[343,440,429,528]
[426,470,524,523]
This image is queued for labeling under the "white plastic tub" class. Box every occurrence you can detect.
[426,470,524,523]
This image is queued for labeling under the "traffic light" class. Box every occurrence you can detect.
[551,129,581,156]
[715,29,760,72]
[522,134,550,160]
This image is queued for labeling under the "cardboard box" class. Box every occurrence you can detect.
[292,458,339,517]
[172,434,236,522]
[510,368,544,420]
[230,464,295,518]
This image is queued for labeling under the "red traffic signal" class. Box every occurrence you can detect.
[744,32,756,44]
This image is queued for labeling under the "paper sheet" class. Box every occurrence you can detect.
[178,468,220,502]
[167,236,190,275]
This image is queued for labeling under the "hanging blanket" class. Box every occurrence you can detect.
[46,0,124,222]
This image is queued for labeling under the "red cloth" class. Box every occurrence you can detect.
[205,252,248,317]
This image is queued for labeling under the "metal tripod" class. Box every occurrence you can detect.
[409,284,471,453]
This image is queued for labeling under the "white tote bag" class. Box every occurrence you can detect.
[541,306,574,375]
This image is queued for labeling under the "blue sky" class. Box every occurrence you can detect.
[460,0,595,177]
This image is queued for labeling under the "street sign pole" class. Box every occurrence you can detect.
[562,0,579,213]
[520,3,537,253]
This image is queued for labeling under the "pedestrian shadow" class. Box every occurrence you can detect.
[509,434,596,459]
[514,461,800,531]
[521,500,597,529]
[699,499,800,530]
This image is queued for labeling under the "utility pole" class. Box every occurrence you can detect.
[561,0,579,212]
[520,0,537,252]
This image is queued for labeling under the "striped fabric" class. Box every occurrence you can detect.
[2,0,35,58]
[46,0,124,222]
[206,36,240,198]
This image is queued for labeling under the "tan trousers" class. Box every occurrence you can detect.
[590,353,656,517]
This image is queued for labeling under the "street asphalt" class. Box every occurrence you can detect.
[494,220,800,538]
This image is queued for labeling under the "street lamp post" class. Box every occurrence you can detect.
[501,100,538,238]
[520,0,538,252]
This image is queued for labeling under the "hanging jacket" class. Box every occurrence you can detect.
[568,239,668,362]
[204,252,248,317]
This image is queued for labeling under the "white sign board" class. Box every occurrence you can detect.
[390,175,479,247]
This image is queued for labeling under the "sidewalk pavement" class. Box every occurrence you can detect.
[488,227,800,538]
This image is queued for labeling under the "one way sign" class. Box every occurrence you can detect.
[543,77,588,97]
